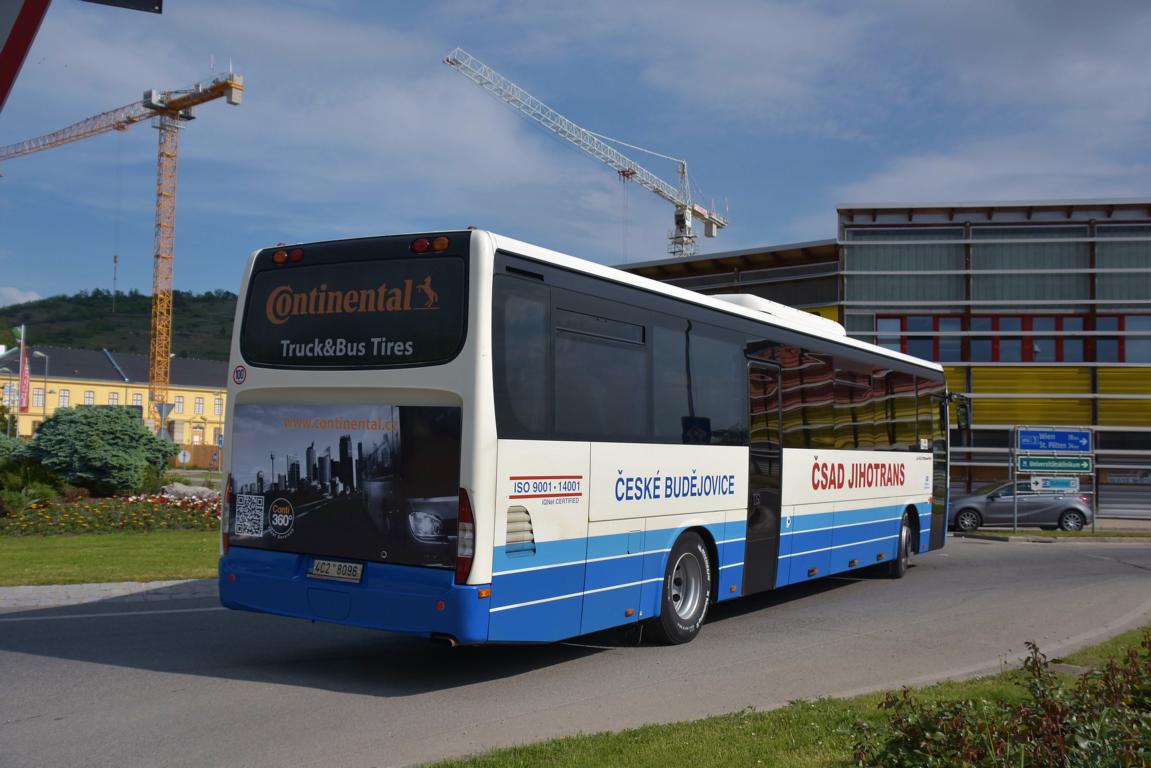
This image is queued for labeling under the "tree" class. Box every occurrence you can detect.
[23,408,178,496]
[0,403,14,442]
[0,432,20,465]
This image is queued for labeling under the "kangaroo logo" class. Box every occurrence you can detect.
[416,276,438,308]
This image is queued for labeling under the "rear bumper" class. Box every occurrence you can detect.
[219,546,490,644]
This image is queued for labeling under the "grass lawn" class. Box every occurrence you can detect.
[431,629,1148,768]
[1060,625,1151,667]
[0,530,218,586]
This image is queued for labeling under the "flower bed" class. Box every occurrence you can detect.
[0,494,221,535]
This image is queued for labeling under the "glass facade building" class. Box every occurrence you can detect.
[623,200,1151,515]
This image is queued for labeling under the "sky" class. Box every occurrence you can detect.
[1,0,1149,308]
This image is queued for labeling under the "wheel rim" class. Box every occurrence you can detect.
[957,511,979,531]
[900,520,910,568]
[669,551,704,621]
[1062,512,1084,531]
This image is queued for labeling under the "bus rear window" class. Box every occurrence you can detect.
[241,255,466,368]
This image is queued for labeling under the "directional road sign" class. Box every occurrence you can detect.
[1017,456,1092,473]
[1016,428,1092,453]
[1030,476,1080,492]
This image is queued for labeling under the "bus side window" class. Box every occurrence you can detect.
[652,320,690,443]
[553,308,648,441]
[493,276,549,438]
[917,376,946,449]
[687,325,748,445]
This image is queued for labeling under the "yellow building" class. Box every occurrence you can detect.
[0,345,226,466]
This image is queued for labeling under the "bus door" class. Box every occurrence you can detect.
[929,394,950,550]
[743,361,784,595]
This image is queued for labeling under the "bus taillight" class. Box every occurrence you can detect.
[455,487,474,584]
[222,473,235,555]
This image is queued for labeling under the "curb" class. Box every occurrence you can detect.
[0,578,216,611]
[955,532,1151,544]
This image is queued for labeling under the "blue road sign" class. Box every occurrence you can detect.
[217,434,224,449]
[1030,476,1080,492]
[1017,428,1092,453]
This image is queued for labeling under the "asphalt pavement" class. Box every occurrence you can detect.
[1,536,1150,768]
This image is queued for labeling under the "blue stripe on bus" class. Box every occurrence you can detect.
[491,561,585,610]
[493,522,729,576]
[784,505,906,534]
[488,591,583,642]
[718,518,748,601]
[492,536,589,574]
[491,521,728,638]
[489,503,929,632]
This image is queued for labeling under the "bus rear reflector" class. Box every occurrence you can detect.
[456,487,474,584]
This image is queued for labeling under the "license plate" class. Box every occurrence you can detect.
[307,558,363,583]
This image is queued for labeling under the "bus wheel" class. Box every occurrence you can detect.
[648,532,711,645]
[886,513,911,579]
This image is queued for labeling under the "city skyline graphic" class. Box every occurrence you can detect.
[232,404,400,497]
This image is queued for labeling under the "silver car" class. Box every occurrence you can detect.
[951,481,1093,532]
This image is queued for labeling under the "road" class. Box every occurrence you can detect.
[2,538,1150,768]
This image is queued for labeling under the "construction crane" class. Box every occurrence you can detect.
[0,72,243,429]
[445,48,727,258]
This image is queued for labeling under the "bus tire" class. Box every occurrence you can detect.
[648,531,711,645]
[885,512,912,579]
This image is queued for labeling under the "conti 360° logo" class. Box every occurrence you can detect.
[265,277,439,325]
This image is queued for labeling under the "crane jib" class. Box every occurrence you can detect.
[444,47,726,258]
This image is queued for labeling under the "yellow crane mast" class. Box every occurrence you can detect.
[0,73,243,429]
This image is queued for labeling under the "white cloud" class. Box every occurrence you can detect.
[452,0,881,136]
[4,0,681,264]
[4,0,1148,285]
[0,287,42,307]
[885,0,1151,141]
[835,136,1150,205]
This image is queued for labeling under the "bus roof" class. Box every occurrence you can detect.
[485,230,944,375]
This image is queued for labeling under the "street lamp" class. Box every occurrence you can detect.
[32,351,49,421]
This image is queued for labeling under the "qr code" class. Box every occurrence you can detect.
[234,494,265,537]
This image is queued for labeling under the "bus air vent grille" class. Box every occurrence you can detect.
[505,506,536,556]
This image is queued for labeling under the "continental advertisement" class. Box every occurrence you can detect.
[228,403,462,567]
[240,255,466,368]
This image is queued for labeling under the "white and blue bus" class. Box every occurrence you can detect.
[219,230,951,645]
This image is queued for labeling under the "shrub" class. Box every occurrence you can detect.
[854,634,1151,767]
[21,481,58,503]
[61,484,90,502]
[21,407,177,496]
[0,489,22,518]
[0,433,21,464]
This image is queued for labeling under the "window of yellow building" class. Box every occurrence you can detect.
[194,396,204,415]
[108,392,119,405]
[58,389,70,407]
[83,391,94,406]
[175,395,184,414]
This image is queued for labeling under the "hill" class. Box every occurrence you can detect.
[0,289,237,360]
